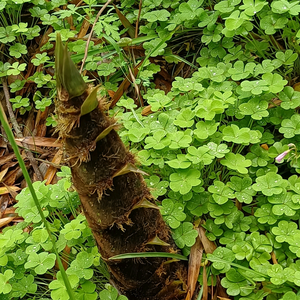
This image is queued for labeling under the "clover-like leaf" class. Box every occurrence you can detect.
[149,112,177,133]
[49,271,79,300]
[246,232,272,254]
[280,291,300,300]
[288,232,300,257]
[240,79,269,95]
[240,0,267,16]
[262,72,287,94]
[25,252,56,274]
[271,0,300,15]
[145,175,168,198]
[254,203,278,225]
[279,114,300,138]
[208,181,235,205]
[208,247,235,273]
[31,52,50,66]
[228,176,256,204]
[220,231,246,249]
[61,215,86,240]
[194,66,226,82]
[127,127,150,143]
[272,220,299,243]
[268,264,293,285]
[161,199,186,229]
[97,63,116,76]
[76,280,97,300]
[246,144,270,167]
[11,275,37,298]
[186,192,210,217]
[0,228,25,249]
[169,169,201,195]
[195,99,226,120]
[225,10,248,31]
[221,153,252,174]
[172,77,204,92]
[169,131,192,149]
[239,97,269,120]
[145,130,171,150]
[0,270,14,294]
[222,124,262,145]
[0,26,16,43]
[279,86,300,110]
[221,268,254,296]
[166,154,191,169]
[207,142,230,158]
[143,9,170,22]
[9,43,27,58]
[99,284,127,300]
[203,218,223,241]
[252,172,285,196]
[172,222,198,248]
[275,50,298,65]
[173,108,195,128]
[228,61,255,81]
[187,146,214,165]
[143,38,167,57]
[194,121,219,140]
[268,191,300,216]
[66,251,94,280]
[260,14,288,35]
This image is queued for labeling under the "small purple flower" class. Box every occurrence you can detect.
[275,150,290,163]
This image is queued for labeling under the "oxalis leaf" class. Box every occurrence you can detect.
[239,97,269,120]
[0,270,14,294]
[208,180,235,205]
[172,222,198,249]
[160,199,186,229]
[169,169,201,195]
[227,176,256,204]
[220,153,252,174]
[222,124,262,145]
[221,269,254,296]
[252,172,286,196]
[279,114,300,138]
[99,284,128,300]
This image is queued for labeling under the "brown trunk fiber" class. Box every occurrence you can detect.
[55,34,188,299]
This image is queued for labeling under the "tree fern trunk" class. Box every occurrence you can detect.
[55,34,188,299]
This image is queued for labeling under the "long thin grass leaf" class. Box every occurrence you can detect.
[109,252,188,261]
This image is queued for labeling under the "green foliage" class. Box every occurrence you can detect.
[111,0,300,297]
[0,168,116,299]
[3,0,300,298]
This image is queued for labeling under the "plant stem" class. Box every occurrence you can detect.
[80,0,113,74]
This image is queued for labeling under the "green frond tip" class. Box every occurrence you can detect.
[109,252,188,261]
[113,163,149,178]
[94,122,120,143]
[146,235,170,247]
[55,33,87,99]
[132,199,160,210]
[81,85,100,116]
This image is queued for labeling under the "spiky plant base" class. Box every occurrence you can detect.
[55,34,188,299]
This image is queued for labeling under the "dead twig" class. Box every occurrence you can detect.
[1,77,44,181]
[135,0,143,38]
[128,66,144,106]
[80,0,113,74]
